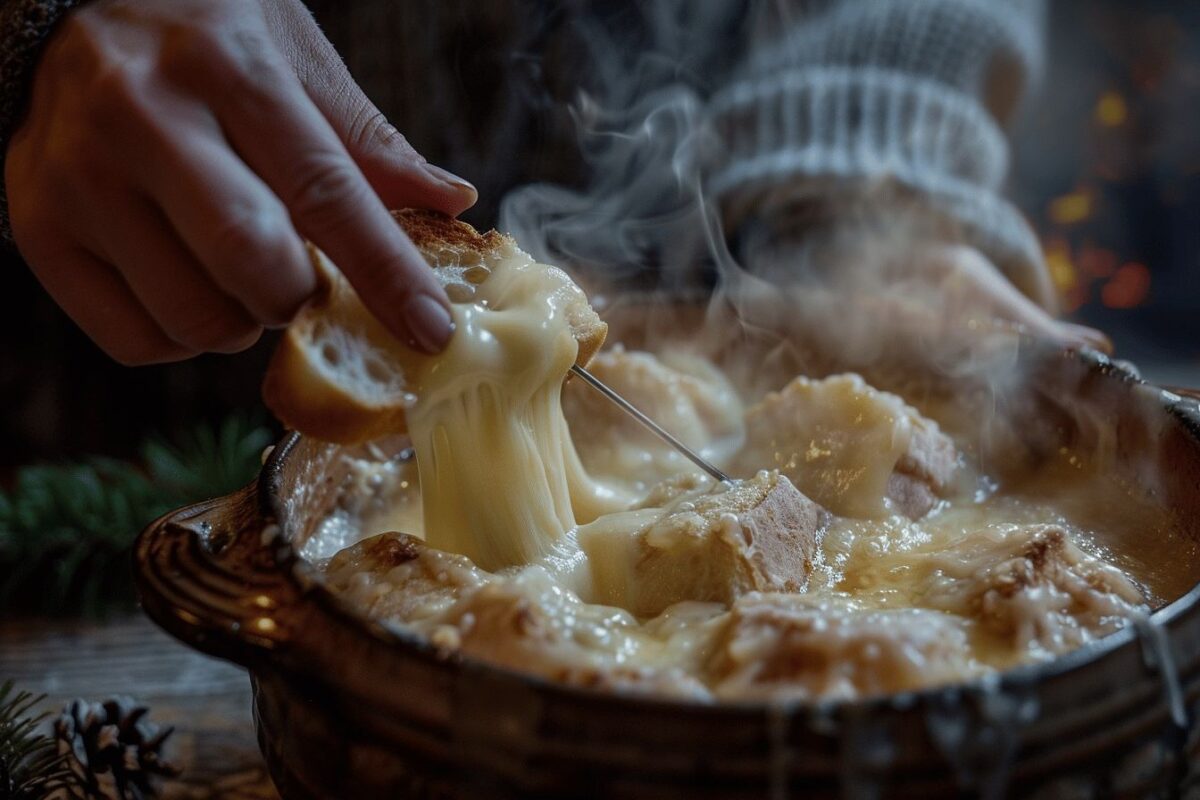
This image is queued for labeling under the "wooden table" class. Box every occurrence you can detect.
[0,614,279,799]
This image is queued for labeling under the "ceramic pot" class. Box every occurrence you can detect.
[135,345,1200,799]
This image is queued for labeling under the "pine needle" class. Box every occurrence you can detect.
[0,680,76,799]
[0,412,274,617]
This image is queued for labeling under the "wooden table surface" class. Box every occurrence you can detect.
[0,614,279,799]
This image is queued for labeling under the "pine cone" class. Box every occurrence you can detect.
[54,698,180,800]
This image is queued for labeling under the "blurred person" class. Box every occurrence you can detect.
[0,0,1104,371]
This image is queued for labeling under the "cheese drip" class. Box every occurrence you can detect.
[404,251,624,571]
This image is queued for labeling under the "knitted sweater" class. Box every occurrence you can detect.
[708,0,1052,307]
[0,0,1049,305]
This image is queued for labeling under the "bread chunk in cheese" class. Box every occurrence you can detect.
[563,346,744,490]
[326,532,712,698]
[908,524,1146,664]
[579,471,827,617]
[265,210,616,573]
[705,595,978,700]
[439,569,710,698]
[323,532,488,623]
[732,374,959,519]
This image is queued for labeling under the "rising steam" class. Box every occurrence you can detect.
[498,1,1097,476]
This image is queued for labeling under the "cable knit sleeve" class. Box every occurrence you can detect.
[0,0,85,247]
[707,0,1054,308]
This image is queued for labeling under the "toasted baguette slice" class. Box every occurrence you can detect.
[263,209,607,443]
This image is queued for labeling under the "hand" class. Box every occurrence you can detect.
[865,243,1111,353]
[742,236,1109,357]
[723,240,1111,413]
[6,0,476,365]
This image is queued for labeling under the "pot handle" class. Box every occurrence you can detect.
[134,482,303,669]
[1169,386,1200,404]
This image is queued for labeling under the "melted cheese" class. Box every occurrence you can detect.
[562,346,746,494]
[323,482,1150,702]
[733,374,954,518]
[312,263,1160,702]
[401,248,624,570]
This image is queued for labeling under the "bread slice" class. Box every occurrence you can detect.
[263,209,607,443]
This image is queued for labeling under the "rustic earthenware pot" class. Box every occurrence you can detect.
[136,334,1200,798]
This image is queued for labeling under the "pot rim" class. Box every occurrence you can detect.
[257,346,1200,717]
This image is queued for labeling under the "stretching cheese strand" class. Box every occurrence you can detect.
[404,249,625,570]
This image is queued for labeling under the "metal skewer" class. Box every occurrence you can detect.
[570,363,732,483]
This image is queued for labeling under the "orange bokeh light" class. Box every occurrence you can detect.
[1100,262,1151,309]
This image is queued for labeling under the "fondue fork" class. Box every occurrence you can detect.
[569,363,732,483]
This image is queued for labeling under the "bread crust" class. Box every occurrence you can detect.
[263,210,606,443]
[392,208,512,256]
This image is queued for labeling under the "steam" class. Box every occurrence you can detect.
[501,87,713,290]
[496,2,1098,477]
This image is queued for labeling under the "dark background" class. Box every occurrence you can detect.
[2,0,1198,467]
[1011,1,1200,385]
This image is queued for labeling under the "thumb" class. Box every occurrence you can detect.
[267,1,477,215]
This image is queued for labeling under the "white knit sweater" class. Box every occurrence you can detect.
[707,0,1051,307]
[501,0,1052,308]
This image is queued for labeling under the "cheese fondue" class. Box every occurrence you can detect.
[312,247,1167,702]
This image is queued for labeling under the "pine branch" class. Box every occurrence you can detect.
[0,412,274,617]
[0,681,76,800]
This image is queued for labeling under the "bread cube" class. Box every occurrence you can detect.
[733,373,959,519]
[581,470,827,617]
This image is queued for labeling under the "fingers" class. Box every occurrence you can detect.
[260,0,476,215]
[87,196,264,355]
[926,245,1113,353]
[1052,322,1113,354]
[199,44,455,352]
[134,115,316,328]
[315,81,477,215]
[344,106,477,215]
[963,256,1111,352]
[9,0,468,365]
[27,247,197,366]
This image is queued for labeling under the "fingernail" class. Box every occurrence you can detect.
[405,293,455,353]
[422,163,477,200]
